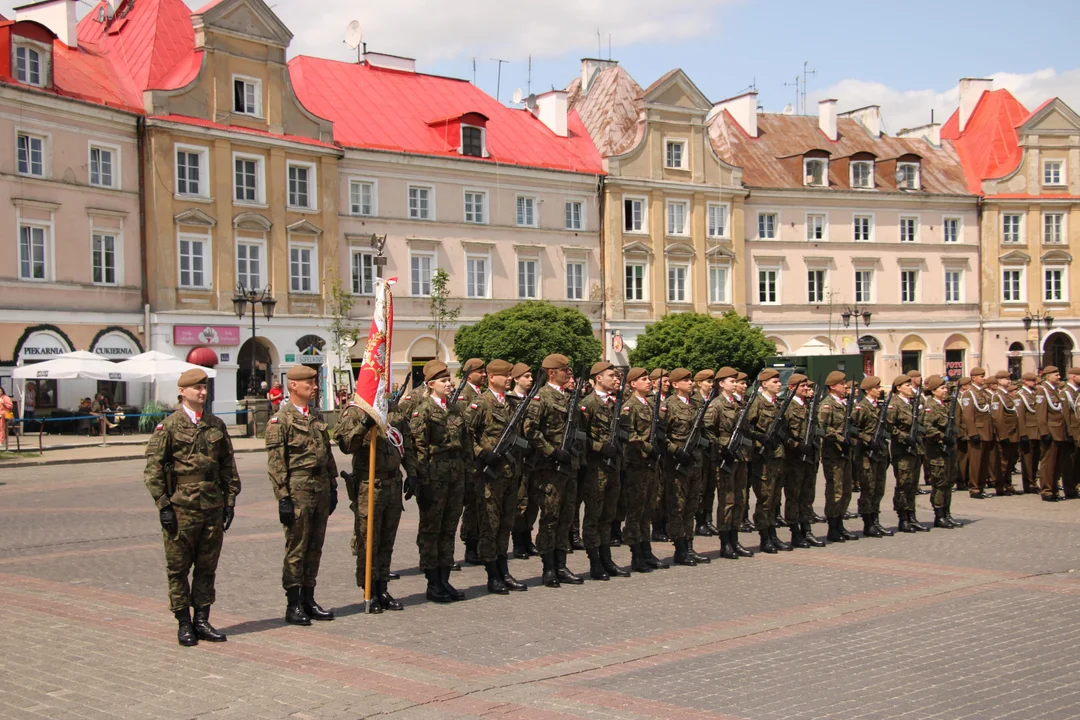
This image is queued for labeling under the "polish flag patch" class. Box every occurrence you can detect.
[270,417,279,424]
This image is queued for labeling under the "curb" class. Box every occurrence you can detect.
[0,445,266,469]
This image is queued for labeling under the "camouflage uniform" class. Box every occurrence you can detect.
[458,383,483,549]
[662,394,701,541]
[144,409,239,612]
[818,393,853,519]
[695,391,717,532]
[266,404,338,591]
[580,391,621,549]
[853,396,888,516]
[703,393,749,533]
[651,392,668,537]
[620,394,656,545]
[747,392,784,530]
[782,396,816,526]
[468,390,520,562]
[923,396,954,510]
[410,395,467,569]
[510,391,540,541]
[887,395,919,514]
[523,384,580,554]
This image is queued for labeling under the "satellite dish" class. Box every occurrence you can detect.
[97,6,106,21]
[344,20,363,50]
[525,93,537,109]
[512,88,523,104]
[782,104,795,115]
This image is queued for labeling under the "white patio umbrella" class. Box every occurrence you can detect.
[87,350,217,382]
[12,351,113,422]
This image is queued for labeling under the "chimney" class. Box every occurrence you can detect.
[818,99,837,141]
[958,78,993,132]
[580,58,618,95]
[534,89,568,137]
[362,51,416,73]
[14,0,77,48]
[710,91,758,138]
[840,105,881,138]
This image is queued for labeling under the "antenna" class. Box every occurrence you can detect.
[491,57,508,103]
[527,54,532,95]
[801,61,816,115]
[472,58,476,85]
[784,75,799,114]
[96,5,106,22]
[344,20,363,63]
[525,93,537,110]
[597,29,601,57]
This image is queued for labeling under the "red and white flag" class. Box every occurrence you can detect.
[354,277,395,429]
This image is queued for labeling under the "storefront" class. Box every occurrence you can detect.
[90,328,143,405]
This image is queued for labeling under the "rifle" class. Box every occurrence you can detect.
[554,365,588,474]
[799,378,828,463]
[943,384,960,449]
[867,391,892,462]
[909,387,925,453]
[448,371,471,406]
[840,380,858,458]
[674,385,718,474]
[388,375,411,408]
[648,388,666,464]
[762,381,803,452]
[718,379,758,472]
[480,369,546,478]
[602,366,630,468]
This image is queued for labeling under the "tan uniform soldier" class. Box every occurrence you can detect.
[962,367,995,498]
[1059,367,1080,499]
[990,369,1019,496]
[1036,365,1066,501]
[1015,372,1041,493]
[955,377,972,492]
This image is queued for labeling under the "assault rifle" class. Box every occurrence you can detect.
[840,380,858,458]
[799,377,828,463]
[762,380,803,452]
[648,386,667,464]
[718,379,758,472]
[448,371,471,406]
[909,387,925,453]
[674,385,718,474]
[554,364,589,474]
[602,366,630,468]
[867,391,892,462]
[943,384,960,449]
[480,370,546,478]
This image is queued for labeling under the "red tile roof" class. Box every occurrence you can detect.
[567,65,644,157]
[940,89,1029,194]
[288,56,603,175]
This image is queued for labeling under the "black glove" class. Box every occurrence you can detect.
[674,448,694,465]
[278,497,295,527]
[222,505,234,532]
[599,444,619,460]
[1041,434,1053,449]
[956,437,968,452]
[999,437,1011,447]
[415,480,434,513]
[970,435,982,447]
[943,436,956,449]
[361,412,377,429]
[329,486,338,516]
[478,449,502,468]
[1019,437,1031,452]
[719,445,736,464]
[403,476,415,501]
[551,448,572,465]
[159,505,177,535]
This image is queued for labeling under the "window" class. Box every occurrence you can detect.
[1045,268,1065,302]
[1044,213,1064,244]
[234,155,262,204]
[17,133,44,177]
[900,270,918,303]
[566,261,585,300]
[665,140,686,169]
[351,251,377,296]
[92,232,117,285]
[1003,214,1022,244]
[517,258,539,299]
[897,162,920,190]
[288,162,315,209]
[464,191,486,224]
[178,233,208,289]
[943,217,960,244]
[901,350,921,374]
[807,269,826,303]
[667,201,689,236]
[804,158,827,186]
[807,214,826,241]
[289,244,315,293]
[461,126,484,157]
[707,204,728,238]
[1044,160,1064,186]
[516,196,537,227]
[176,146,207,197]
[625,262,646,301]
[410,253,433,296]
[944,269,962,303]
[900,216,918,243]
[854,215,872,242]
[758,268,779,305]
[709,265,729,304]
[14,44,42,86]
[565,201,583,230]
[851,161,873,189]
[623,197,646,232]
[350,180,374,216]
[232,76,261,116]
[18,224,47,281]
[408,186,433,220]
[667,263,688,303]
[854,270,873,303]
[1002,269,1023,303]
[236,241,263,290]
[758,212,777,240]
[466,255,488,298]
[89,145,116,188]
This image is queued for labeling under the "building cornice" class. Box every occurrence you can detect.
[148,118,342,157]
[340,147,602,183]
[603,176,748,196]
[745,187,978,205]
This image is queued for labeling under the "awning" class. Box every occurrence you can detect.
[187,347,220,367]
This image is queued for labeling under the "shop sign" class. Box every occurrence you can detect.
[285,353,296,363]
[92,331,139,359]
[174,325,241,346]
[18,332,70,362]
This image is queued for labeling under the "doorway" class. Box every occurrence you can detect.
[1008,342,1024,379]
[237,337,275,399]
[1043,332,1074,373]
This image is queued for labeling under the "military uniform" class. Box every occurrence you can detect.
[990,379,1019,495]
[886,379,927,531]
[1016,379,1041,493]
[746,375,787,552]
[1036,372,1066,500]
[702,371,753,558]
[457,360,486,563]
[579,364,628,579]
[411,394,468,570]
[781,383,815,545]
[648,369,668,540]
[922,378,960,528]
[509,386,541,557]
[819,379,855,539]
[619,375,665,571]
[955,378,971,491]
[853,385,890,537]
[1059,376,1080,498]
[693,370,717,537]
[962,372,995,497]
[662,376,707,565]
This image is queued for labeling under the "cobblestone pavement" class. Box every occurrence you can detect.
[1,451,1078,720]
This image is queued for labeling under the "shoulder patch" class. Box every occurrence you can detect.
[532,396,540,401]
[470,403,478,409]
[155,423,163,431]
[413,411,420,417]
[270,416,279,423]
[622,406,630,413]
[660,406,667,412]
[581,406,588,412]
[962,398,971,407]
[1037,396,1045,404]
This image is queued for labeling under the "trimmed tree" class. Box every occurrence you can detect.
[428,267,461,360]
[453,301,602,371]
[325,275,361,397]
[628,311,775,377]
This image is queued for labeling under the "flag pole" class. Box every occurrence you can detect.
[364,432,376,613]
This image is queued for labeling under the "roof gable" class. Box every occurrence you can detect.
[641,69,710,112]
[941,89,1029,193]
[567,65,643,158]
[1020,98,1080,134]
[192,0,292,48]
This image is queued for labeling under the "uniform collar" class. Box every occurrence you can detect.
[793,396,805,406]
[292,403,309,416]
[548,383,565,395]
[182,404,202,425]
[469,382,482,395]
[489,389,506,404]
[677,393,690,404]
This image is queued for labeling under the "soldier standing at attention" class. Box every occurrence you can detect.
[819,371,857,543]
[145,368,239,646]
[468,359,529,594]
[922,375,962,528]
[853,376,892,538]
[907,370,930,494]
[1015,373,1040,493]
[703,367,755,559]
[887,375,929,533]
[620,368,667,572]
[410,361,469,601]
[954,377,971,492]
[962,368,995,498]
[746,368,788,554]
[693,369,719,538]
[648,368,669,543]
[1059,367,1080,499]
[458,358,487,567]
[662,368,709,565]
[734,371,757,532]
[523,354,584,588]
[990,370,1020,496]
[1036,365,1066,502]
[266,365,339,625]
[509,363,539,560]
[780,375,817,548]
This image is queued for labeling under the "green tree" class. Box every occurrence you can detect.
[325,275,361,397]
[428,267,461,359]
[454,300,603,371]
[629,311,775,376]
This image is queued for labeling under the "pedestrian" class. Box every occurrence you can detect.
[888,374,929,532]
[0,386,13,447]
[268,380,283,413]
[457,358,487,567]
[923,375,962,528]
[143,368,240,646]
[620,367,668,571]
[266,365,339,625]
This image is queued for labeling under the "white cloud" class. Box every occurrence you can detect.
[810,68,1080,134]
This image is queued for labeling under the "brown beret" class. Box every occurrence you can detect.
[669,368,692,383]
[694,369,715,382]
[542,353,571,370]
[591,361,615,377]
[758,368,779,382]
[649,368,667,380]
[788,373,808,386]
[511,362,531,380]
[736,371,748,382]
[969,367,986,377]
[424,361,450,382]
[1067,367,1080,376]
[994,370,1010,380]
[486,359,513,376]
[892,374,912,389]
[925,374,945,392]
[462,358,486,375]
[1022,372,1038,381]
[906,369,922,378]
[178,368,208,387]
[825,370,847,386]
[958,376,971,386]
[860,376,881,391]
[626,367,648,383]
[287,365,318,381]
[1042,365,1059,376]
[715,366,737,380]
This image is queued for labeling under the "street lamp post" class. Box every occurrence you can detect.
[232,283,277,398]
[1022,310,1054,372]
[841,304,873,359]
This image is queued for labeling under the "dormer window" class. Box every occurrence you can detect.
[851,161,874,189]
[461,126,484,157]
[897,162,921,190]
[804,158,828,187]
[14,41,49,87]
[232,76,262,117]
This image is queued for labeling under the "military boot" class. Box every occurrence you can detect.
[775,515,788,528]
[790,524,811,549]
[631,543,654,573]
[601,544,630,576]
[610,521,623,546]
[732,529,755,556]
[485,561,510,594]
[388,571,400,580]
[909,510,930,532]
[695,520,711,537]
[687,538,711,563]
[873,512,895,536]
[933,507,953,529]
[838,519,859,541]
[174,609,198,646]
[464,540,482,566]
[673,538,696,566]
[512,532,529,560]
[440,566,466,600]
[718,530,739,559]
[705,519,720,536]
[193,606,226,642]
[826,518,846,543]
[525,532,540,556]
[570,528,585,552]
[424,568,453,603]
[376,580,403,611]
[643,541,669,569]
[897,511,916,533]
[285,587,312,626]
[802,522,826,547]
[739,518,756,533]
[945,500,964,528]
[541,551,561,588]
[811,511,827,523]
[651,523,669,542]
[769,526,793,551]
[301,586,334,621]
[554,549,584,584]
[497,555,527,591]
[586,547,610,581]
[862,514,883,538]
[758,530,777,554]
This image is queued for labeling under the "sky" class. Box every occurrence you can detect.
[4,0,1079,131]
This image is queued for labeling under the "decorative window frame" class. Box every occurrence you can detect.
[286,160,318,212]
[232,151,267,206]
[348,176,378,217]
[175,143,211,200]
[231,74,264,118]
